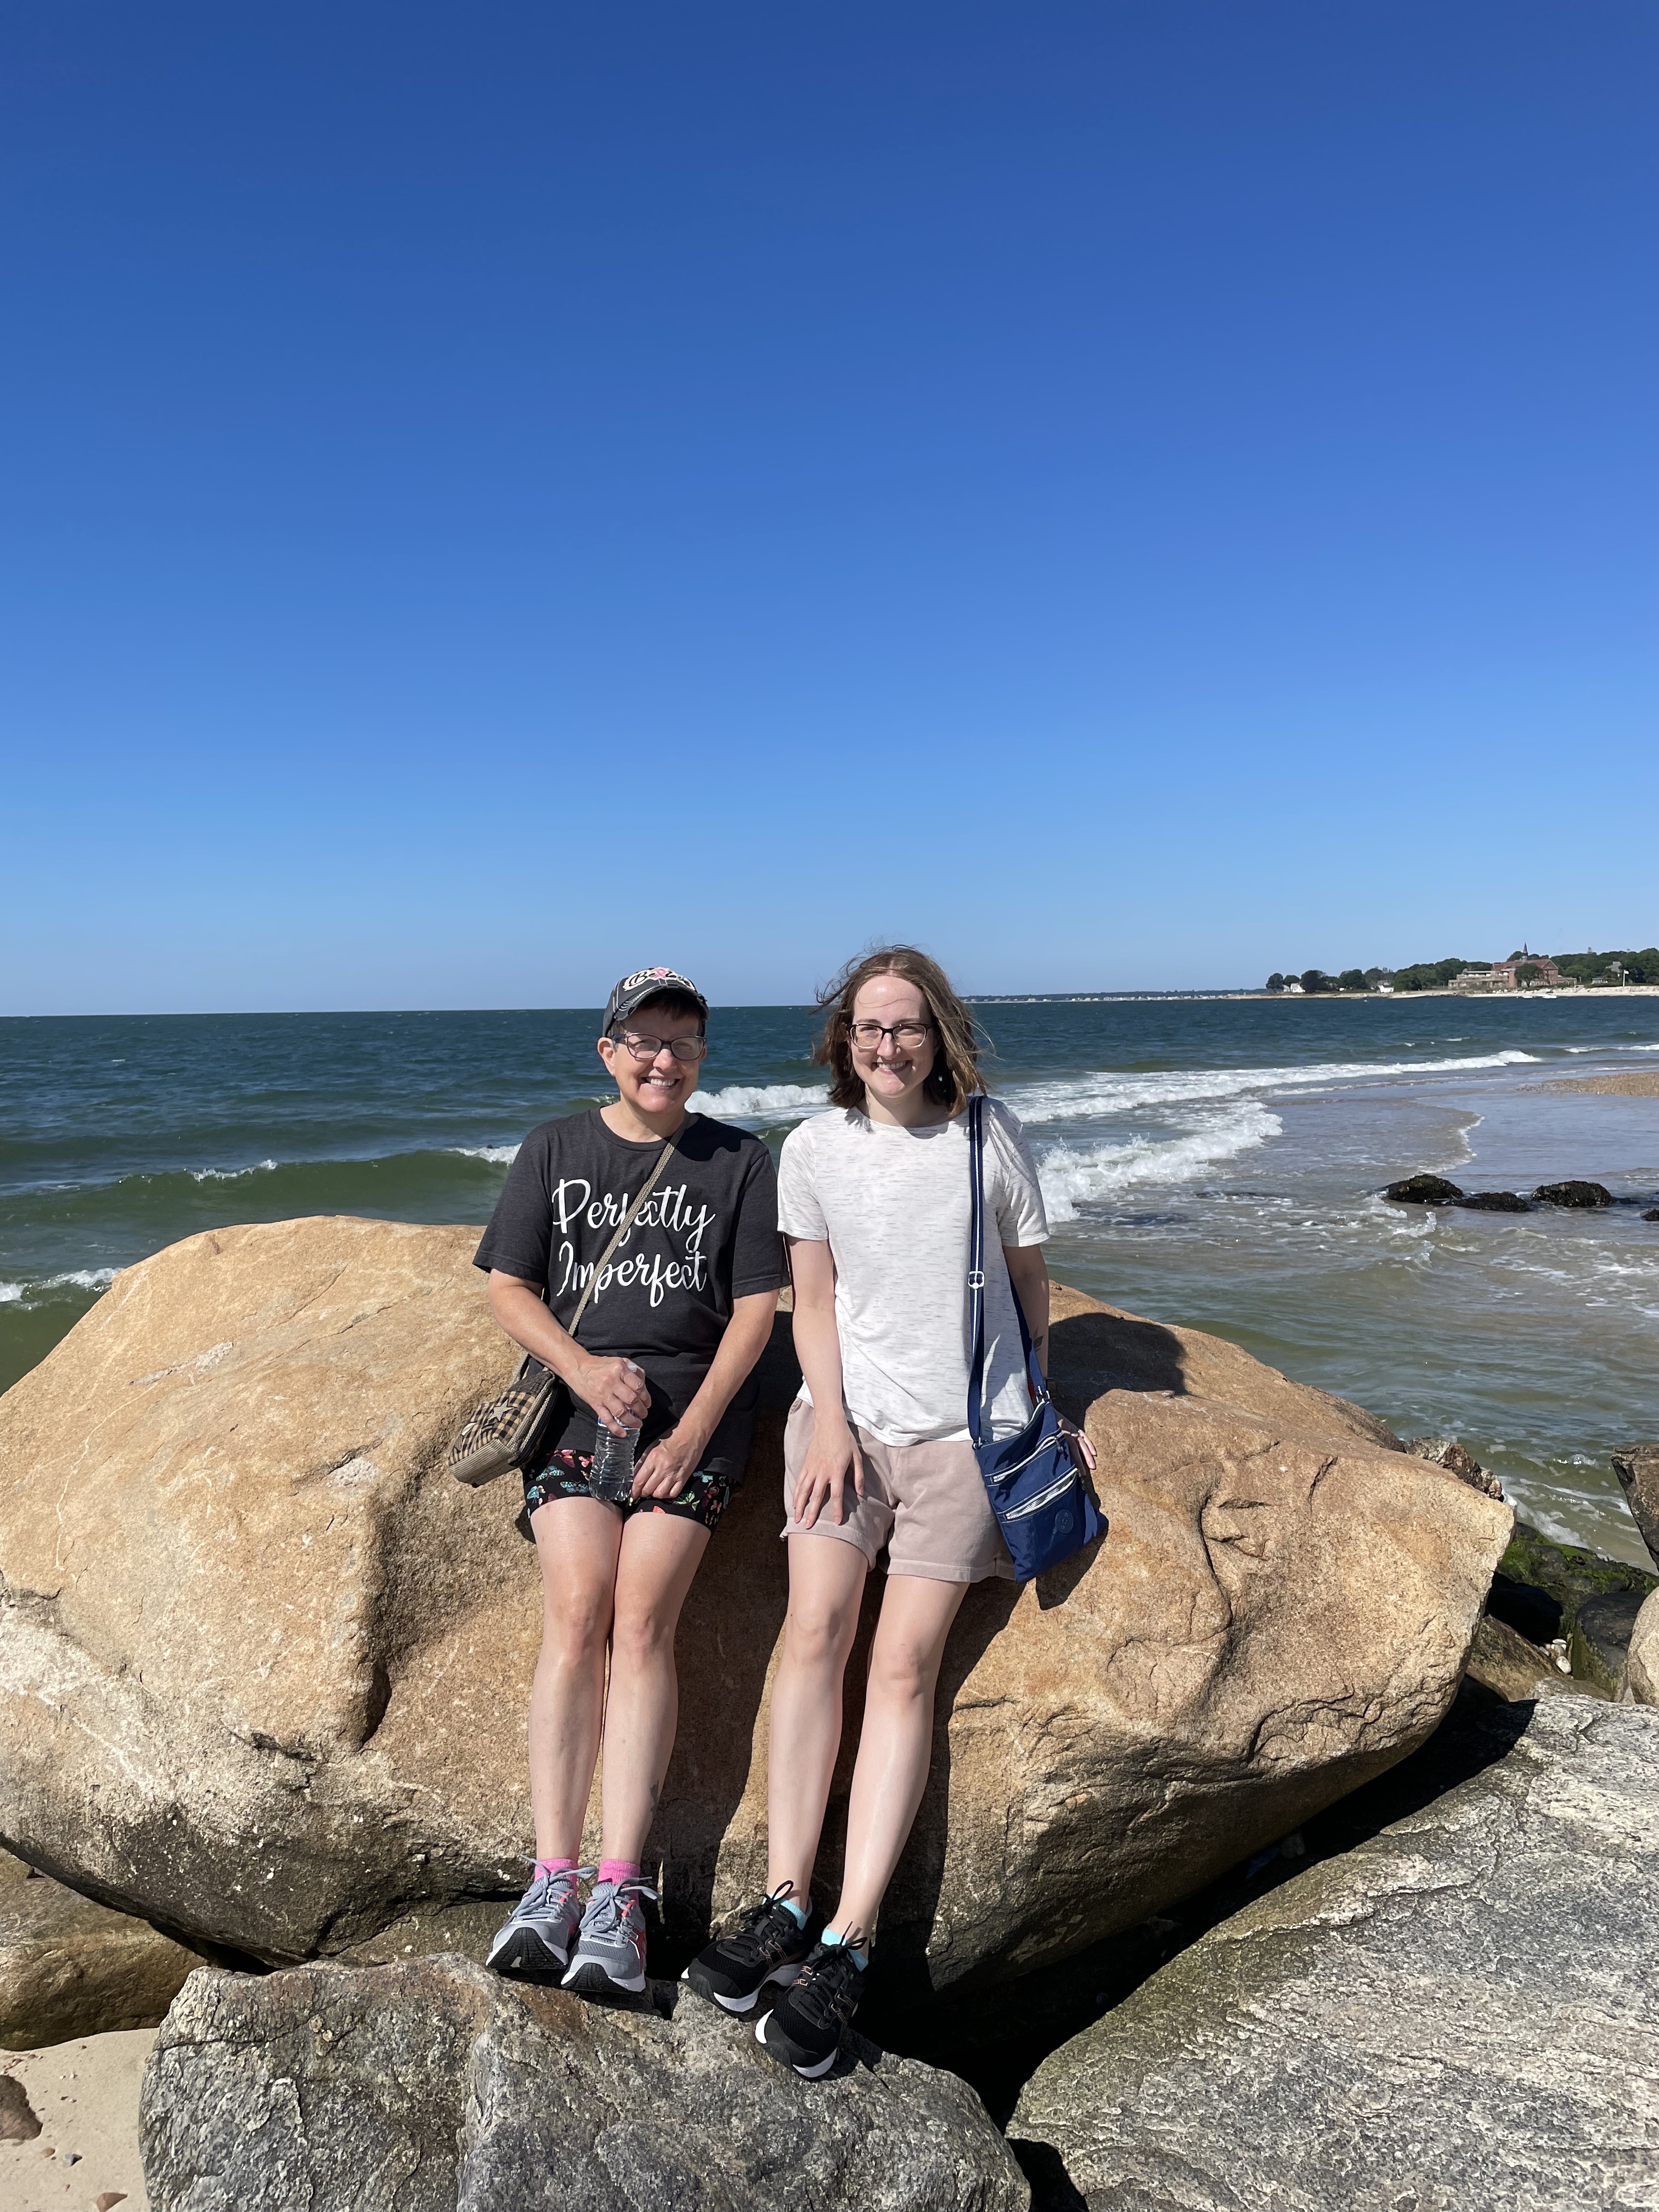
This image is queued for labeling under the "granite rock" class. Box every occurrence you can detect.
[1628,1589,1659,1706]
[1612,1442,1659,1569]
[0,1222,1509,1995]
[0,1848,201,2050]
[139,1954,1029,2212]
[1012,1697,1659,2210]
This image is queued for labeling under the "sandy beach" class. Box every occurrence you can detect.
[1542,1069,1659,1097]
[0,2030,152,2212]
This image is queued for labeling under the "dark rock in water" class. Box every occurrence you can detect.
[1533,1179,1615,1207]
[1382,1173,1464,1205]
[1645,1206,1659,1222]
[1612,1442,1659,1571]
[1569,1589,1650,1698]
[1010,1697,1659,2211]
[1403,1437,1505,1500]
[1454,1189,1529,1212]
[140,1955,1029,2212]
[1485,1516,1657,1666]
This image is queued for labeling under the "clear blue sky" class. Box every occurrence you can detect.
[4,1,1655,1013]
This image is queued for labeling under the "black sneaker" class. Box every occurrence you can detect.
[683,1882,814,2016]
[754,1933,867,2077]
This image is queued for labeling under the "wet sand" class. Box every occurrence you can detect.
[1542,1070,1659,1097]
[0,2031,152,2212]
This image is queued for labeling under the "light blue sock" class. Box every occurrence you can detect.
[778,1896,808,1928]
[822,1926,870,1969]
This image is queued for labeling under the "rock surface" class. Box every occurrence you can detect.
[1533,1178,1615,1207]
[1404,1436,1505,1500]
[0,1220,1509,1995]
[1613,1442,1659,1568]
[140,1954,1029,2212]
[1464,1612,1588,1703]
[1383,1173,1464,1205]
[1454,1189,1529,1211]
[0,1846,200,2049]
[1012,1697,1659,2211]
[1628,1589,1659,1706]
[1486,1515,1657,1659]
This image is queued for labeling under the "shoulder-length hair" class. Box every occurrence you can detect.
[813,946,986,1114]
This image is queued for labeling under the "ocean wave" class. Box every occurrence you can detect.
[1036,1103,1282,1223]
[188,1159,278,1183]
[0,1267,117,1310]
[690,1081,832,1120]
[452,1144,521,1164]
[1005,1050,1541,1126]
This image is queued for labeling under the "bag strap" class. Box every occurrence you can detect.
[566,1127,683,1341]
[966,1096,1047,1448]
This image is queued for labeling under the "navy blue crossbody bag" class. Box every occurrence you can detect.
[966,1094,1105,1581]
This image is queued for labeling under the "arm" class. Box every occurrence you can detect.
[787,1236,863,1528]
[632,1289,778,1500]
[1002,1242,1096,1470]
[487,1271,650,1437]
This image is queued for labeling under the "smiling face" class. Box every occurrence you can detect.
[848,972,939,1114]
[596,996,707,1125]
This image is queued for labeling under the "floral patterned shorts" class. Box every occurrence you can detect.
[522,1448,734,1534]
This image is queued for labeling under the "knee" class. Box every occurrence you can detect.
[867,1639,936,1707]
[609,1599,676,1670]
[543,1590,611,1667]
[783,1595,859,1672]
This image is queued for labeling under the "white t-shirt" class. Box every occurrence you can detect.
[776,1097,1050,1446]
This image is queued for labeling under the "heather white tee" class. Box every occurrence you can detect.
[776,1097,1049,1446]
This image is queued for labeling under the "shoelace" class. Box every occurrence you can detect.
[724,1881,800,1966]
[583,1875,661,1938]
[789,1936,867,2030]
[521,1864,595,1915]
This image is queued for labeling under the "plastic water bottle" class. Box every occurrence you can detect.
[590,1420,637,1504]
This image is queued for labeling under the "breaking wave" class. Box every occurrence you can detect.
[690,1081,832,1121]
[1005,1050,1541,1126]
[1036,1103,1282,1223]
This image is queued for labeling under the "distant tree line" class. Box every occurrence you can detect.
[1265,947,1659,992]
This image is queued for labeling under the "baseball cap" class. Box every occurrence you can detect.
[603,966,709,1034]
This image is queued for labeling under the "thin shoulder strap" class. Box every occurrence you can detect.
[566,1130,681,1340]
[965,1096,1046,1447]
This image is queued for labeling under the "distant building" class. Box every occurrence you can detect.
[1449,951,1567,993]
[1284,979,1305,994]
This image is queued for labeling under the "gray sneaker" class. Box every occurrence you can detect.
[486,1865,594,1976]
[562,1876,659,1997]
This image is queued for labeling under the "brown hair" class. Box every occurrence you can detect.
[814,946,986,1113]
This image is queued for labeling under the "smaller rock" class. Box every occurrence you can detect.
[95,2196,127,2211]
[1568,1590,1650,1697]
[1404,1438,1505,1500]
[0,2073,42,2142]
[1454,1190,1529,1212]
[1533,1180,1614,1207]
[1612,1442,1659,1570]
[1628,1590,1659,1705]
[1643,1206,1659,1223]
[1383,1173,1464,1205]
[1486,1517,1657,1665]
[0,1849,201,2050]
[1466,1613,1595,1703]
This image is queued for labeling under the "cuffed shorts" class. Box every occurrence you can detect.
[780,1398,1014,1584]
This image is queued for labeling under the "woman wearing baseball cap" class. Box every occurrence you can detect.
[475,967,785,1996]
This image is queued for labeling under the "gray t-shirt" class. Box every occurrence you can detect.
[776,1097,1049,1446]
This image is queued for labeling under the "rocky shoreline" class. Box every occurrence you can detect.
[2,1217,1656,2209]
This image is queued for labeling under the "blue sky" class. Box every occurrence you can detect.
[4,1,1655,1012]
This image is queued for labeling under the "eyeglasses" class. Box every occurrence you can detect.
[848,1020,934,1051]
[608,1031,707,1063]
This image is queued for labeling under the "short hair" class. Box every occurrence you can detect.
[813,946,985,1113]
[607,988,706,1036]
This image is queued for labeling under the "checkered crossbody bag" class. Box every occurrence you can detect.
[447,1135,679,1487]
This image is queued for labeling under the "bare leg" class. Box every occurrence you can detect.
[766,1534,869,1903]
[828,1572,967,1938]
[597,1510,713,1865]
[528,1496,624,1862]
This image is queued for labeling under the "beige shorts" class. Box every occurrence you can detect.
[781,1398,1014,1584]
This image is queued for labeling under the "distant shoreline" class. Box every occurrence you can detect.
[968,985,1659,1005]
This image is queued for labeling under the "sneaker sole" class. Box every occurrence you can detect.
[562,1957,648,1997]
[754,2010,838,2079]
[684,1959,804,2016]
[486,1927,569,1974]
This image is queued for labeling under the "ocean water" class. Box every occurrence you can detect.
[4,997,1657,1564]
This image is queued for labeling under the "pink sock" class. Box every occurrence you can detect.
[598,1858,640,1888]
[534,1857,576,1881]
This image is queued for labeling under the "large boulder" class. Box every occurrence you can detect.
[1613,1441,1659,1568]
[0,1846,200,2049]
[0,1220,1510,1995]
[1012,1697,1659,2210]
[139,1954,1029,2212]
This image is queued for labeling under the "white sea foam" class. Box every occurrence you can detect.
[454,1143,521,1164]
[0,1268,116,1308]
[1004,1050,1540,1127]
[690,1081,832,1120]
[189,1159,278,1183]
[0,1283,21,1304]
[1036,1102,1282,1222]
